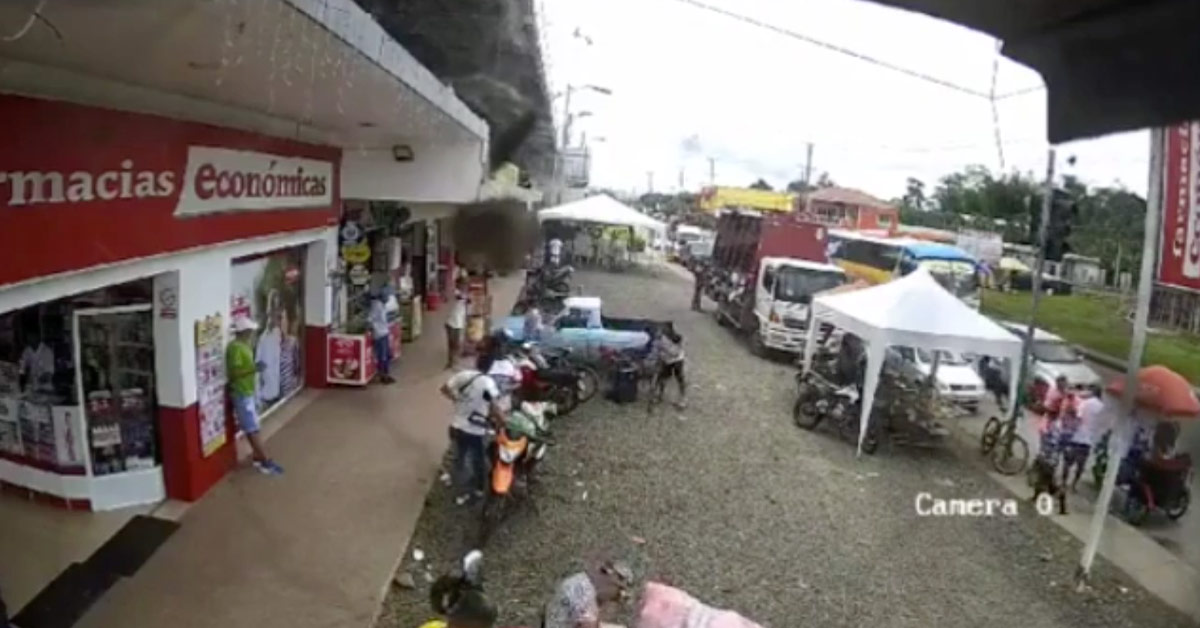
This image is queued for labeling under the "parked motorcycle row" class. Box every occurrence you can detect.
[791,339,952,455]
[472,260,608,546]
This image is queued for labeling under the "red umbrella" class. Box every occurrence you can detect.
[1105,365,1200,420]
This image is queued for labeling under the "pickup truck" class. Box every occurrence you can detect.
[497,296,663,362]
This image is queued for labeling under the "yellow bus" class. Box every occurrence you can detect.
[827,230,982,308]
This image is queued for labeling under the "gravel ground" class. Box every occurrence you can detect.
[377,267,1197,628]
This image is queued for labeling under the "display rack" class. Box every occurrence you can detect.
[195,314,227,457]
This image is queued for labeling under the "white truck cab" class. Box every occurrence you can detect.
[753,257,846,354]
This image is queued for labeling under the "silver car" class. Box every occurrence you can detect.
[996,321,1101,390]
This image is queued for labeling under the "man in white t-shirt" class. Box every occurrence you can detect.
[547,238,563,266]
[1066,385,1107,491]
[441,354,505,505]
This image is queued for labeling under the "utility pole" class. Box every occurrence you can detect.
[678,168,685,192]
[1076,128,1166,587]
[560,86,574,149]
[803,142,814,187]
[1007,148,1056,426]
[708,158,715,186]
[647,171,654,194]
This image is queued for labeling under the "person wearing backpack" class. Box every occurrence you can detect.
[441,352,506,506]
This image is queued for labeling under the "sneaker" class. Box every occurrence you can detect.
[254,459,285,475]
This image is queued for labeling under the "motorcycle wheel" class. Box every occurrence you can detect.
[550,386,579,416]
[575,366,600,403]
[1125,492,1151,526]
[792,392,822,430]
[477,492,506,547]
[1167,489,1190,520]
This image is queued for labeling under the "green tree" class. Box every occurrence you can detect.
[749,178,773,191]
[900,177,928,212]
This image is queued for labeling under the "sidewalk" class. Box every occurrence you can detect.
[953,414,1200,622]
[73,274,522,628]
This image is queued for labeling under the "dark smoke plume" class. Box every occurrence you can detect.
[449,201,540,273]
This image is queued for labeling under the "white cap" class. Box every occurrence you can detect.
[232,316,259,332]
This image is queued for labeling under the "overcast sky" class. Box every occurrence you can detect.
[537,0,1151,201]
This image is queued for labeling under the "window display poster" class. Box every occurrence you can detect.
[51,405,87,471]
[195,314,227,457]
[231,248,305,416]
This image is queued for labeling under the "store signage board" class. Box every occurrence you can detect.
[0,94,341,288]
[1159,123,1200,291]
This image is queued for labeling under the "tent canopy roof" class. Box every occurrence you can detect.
[538,195,666,232]
[813,268,1021,359]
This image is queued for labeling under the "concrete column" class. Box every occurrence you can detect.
[303,226,338,388]
[153,258,236,502]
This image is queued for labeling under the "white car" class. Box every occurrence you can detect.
[886,347,986,411]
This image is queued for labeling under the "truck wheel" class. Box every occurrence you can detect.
[750,332,767,357]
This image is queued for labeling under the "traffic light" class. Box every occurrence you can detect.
[1044,188,1077,262]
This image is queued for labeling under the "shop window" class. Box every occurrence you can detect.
[0,278,156,476]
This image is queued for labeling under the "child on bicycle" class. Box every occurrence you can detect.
[650,323,687,409]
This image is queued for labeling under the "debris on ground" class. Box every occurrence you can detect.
[393,572,416,590]
[412,549,425,562]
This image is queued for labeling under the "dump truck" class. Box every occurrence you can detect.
[705,210,846,355]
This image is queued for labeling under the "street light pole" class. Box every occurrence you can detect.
[1075,127,1166,587]
[560,85,574,149]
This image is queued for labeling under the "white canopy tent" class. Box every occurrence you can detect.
[538,194,667,234]
[801,268,1025,455]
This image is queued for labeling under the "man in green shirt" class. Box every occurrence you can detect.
[227,317,283,475]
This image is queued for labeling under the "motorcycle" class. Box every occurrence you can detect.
[1123,456,1192,525]
[478,405,555,546]
[512,348,585,415]
[792,369,879,454]
[520,343,599,404]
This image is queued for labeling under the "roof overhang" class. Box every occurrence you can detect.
[865,0,1200,142]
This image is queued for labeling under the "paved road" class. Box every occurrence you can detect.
[376,268,1196,628]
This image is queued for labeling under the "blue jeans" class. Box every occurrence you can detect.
[450,427,486,493]
[373,334,391,376]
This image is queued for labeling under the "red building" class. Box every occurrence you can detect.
[796,187,899,235]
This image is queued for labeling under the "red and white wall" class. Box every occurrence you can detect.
[0,94,342,503]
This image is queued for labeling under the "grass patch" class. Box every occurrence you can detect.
[981,289,1200,385]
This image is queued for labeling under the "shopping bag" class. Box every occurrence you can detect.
[635,582,764,628]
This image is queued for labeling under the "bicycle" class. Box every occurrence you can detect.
[980,415,1029,476]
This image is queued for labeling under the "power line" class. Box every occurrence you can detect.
[995,84,1046,100]
[665,0,991,99]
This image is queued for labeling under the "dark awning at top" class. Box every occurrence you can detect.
[866,0,1200,142]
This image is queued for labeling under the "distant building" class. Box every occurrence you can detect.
[797,187,899,234]
[897,225,957,243]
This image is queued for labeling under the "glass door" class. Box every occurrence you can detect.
[74,306,158,476]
